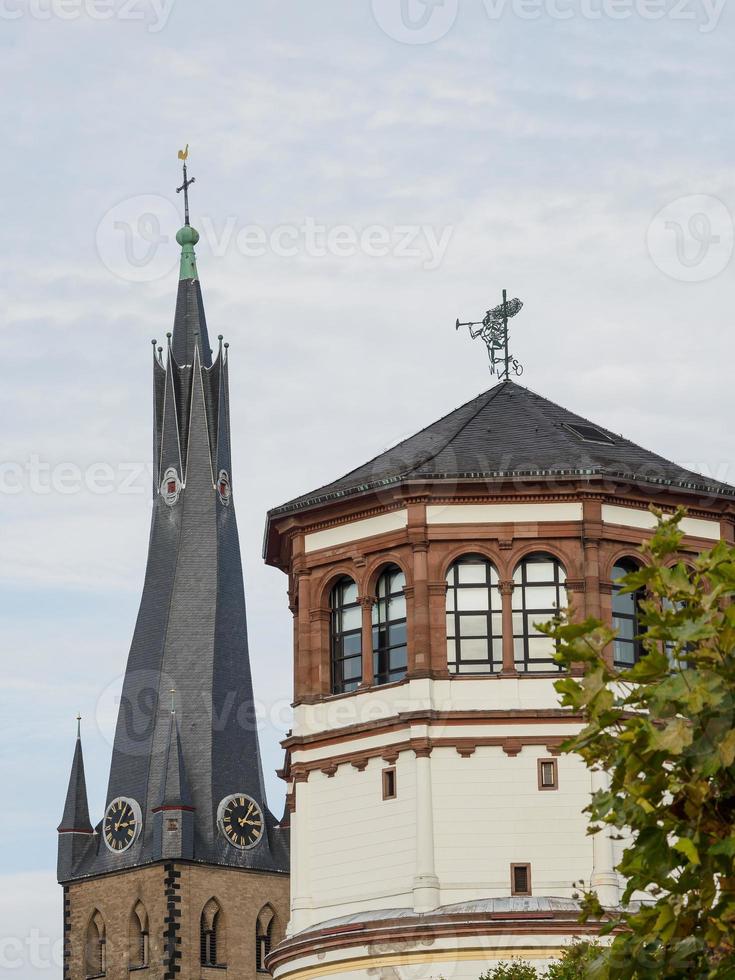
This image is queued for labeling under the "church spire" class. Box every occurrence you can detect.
[59,162,288,883]
[57,718,94,882]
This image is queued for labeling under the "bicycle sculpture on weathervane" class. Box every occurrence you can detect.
[456,289,524,380]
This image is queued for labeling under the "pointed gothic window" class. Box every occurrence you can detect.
[330,578,362,694]
[445,555,502,673]
[200,898,224,968]
[255,905,275,973]
[612,558,646,667]
[512,554,567,672]
[372,566,407,686]
[85,910,106,978]
[129,901,149,970]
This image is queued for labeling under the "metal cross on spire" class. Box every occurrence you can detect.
[456,289,524,380]
[176,144,196,226]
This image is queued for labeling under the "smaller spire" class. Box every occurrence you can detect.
[170,687,176,714]
[157,710,193,811]
[58,719,93,834]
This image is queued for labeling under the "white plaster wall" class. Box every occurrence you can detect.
[305,509,408,553]
[601,504,720,540]
[432,746,592,904]
[306,754,416,918]
[294,676,568,738]
[298,740,594,925]
[427,502,584,524]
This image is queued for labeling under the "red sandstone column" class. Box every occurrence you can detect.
[499,580,516,674]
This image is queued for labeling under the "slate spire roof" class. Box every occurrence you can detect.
[58,722,93,835]
[58,225,288,881]
[157,707,193,811]
[269,380,735,518]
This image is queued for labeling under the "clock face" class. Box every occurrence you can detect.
[103,797,141,853]
[218,794,263,850]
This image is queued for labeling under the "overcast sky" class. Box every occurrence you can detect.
[2,0,734,974]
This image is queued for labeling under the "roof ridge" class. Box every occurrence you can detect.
[284,382,506,507]
[404,382,507,479]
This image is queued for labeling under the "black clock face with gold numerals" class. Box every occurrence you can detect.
[103,797,140,853]
[220,794,263,850]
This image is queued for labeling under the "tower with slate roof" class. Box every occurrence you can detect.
[58,177,289,980]
[263,379,735,979]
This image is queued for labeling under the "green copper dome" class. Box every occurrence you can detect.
[176,224,199,280]
[176,224,200,247]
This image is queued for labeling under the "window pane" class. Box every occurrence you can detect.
[342,606,361,631]
[341,580,358,604]
[343,657,362,680]
[459,615,488,637]
[389,623,407,647]
[458,662,495,674]
[614,639,636,665]
[343,632,362,655]
[524,586,559,610]
[460,638,489,659]
[457,561,488,584]
[390,646,408,670]
[511,588,523,610]
[446,614,456,638]
[391,570,406,592]
[525,559,556,582]
[526,636,556,660]
[613,590,636,616]
[456,588,490,611]
[389,594,407,621]
[446,589,455,612]
[614,616,635,640]
[491,613,503,637]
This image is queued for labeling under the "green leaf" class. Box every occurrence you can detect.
[673,837,700,865]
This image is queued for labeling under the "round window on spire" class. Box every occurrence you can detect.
[217,469,232,506]
[161,467,182,506]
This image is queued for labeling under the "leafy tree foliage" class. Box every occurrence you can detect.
[479,962,541,980]
[545,509,735,979]
[479,942,602,979]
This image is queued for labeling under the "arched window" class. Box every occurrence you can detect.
[445,555,501,673]
[129,901,149,970]
[85,910,106,978]
[330,577,362,694]
[372,565,407,686]
[612,558,645,667]
[512,553,567,672]
[256,904,275,973]
[200,898,224,968]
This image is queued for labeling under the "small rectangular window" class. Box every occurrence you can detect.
[382,767,397,800]
[538,758,558,790]
[511,863,532,896]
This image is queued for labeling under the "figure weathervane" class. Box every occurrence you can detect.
[176,144,195,226]
[456,289,524,380]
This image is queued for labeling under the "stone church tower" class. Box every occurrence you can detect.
[57,203,289,978]
[263,380,735,979]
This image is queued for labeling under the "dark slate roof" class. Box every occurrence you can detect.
[157,711,193,810]
[270,380,735,517]
[58,734,93,834]
[59,242,288,882]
